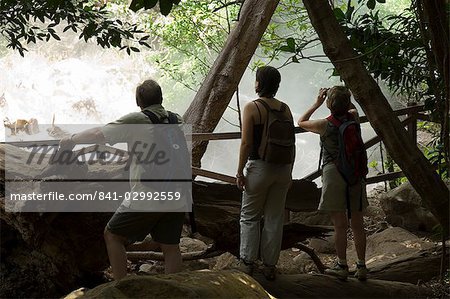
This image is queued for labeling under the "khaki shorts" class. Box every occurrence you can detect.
[106,205,185,245]
[319,163,368,212]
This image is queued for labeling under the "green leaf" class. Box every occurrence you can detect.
[279,45,295,53]
[345,2,354,21]
[376,0,386,3]
[286,37,295,50]
[333,8,346,22]
[129,0,144,12]
[367,0,376,10]
[144,0,158,9]
[331,68,340,77]
[159,1,174,16]
[50,32,61,41]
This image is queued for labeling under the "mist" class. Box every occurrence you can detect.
[0,30,401,184]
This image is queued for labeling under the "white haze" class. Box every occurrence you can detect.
[0,30,402,184]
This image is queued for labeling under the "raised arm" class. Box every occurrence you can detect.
[297,88,328,135]
[348,102,360,123]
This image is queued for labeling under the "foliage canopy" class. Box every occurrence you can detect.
[0,0,179,56]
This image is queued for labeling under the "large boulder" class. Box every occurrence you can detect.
[379,182,440,232]
[64,270,272,298]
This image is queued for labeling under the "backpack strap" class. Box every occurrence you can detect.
[256,98,286,112]
[143,110,181,124]
[326,115,342,128]
[167,111,181,124]
[253,101,262,123]
[142,110,164,124]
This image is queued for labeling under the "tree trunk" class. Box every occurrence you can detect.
[302,0,449,235]
[183,0,280,168]
[420,0,450,172]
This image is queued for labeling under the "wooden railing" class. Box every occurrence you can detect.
[3,104,427,186]
[190,104,426,184]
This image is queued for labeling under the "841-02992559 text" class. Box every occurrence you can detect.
[9,191,182,201]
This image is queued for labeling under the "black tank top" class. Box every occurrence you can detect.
[249,124,264,160]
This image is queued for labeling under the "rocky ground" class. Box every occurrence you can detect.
[100,183,448,298]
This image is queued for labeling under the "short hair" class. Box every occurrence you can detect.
[327,86,351,116]
[135,79,163,108]
[255,66,281,98]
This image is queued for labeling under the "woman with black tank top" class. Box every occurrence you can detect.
[235,66,294,281]
[298,86,369,281]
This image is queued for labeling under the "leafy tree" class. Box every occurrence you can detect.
[143,1,240,91]
[0,0,179,56]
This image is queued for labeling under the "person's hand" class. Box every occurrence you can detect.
[315,88,328,107]
[236,174,246,191]
[59,135,75,151]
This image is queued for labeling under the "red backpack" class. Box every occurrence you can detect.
[327,113,368,185]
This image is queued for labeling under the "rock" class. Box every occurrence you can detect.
[179,237,207,253]
[182,259,211,271]
[138,263,154,274]
[64,288,87,299]
[277,249,305,274]
[346,227,435,268]
[308,235,335,254]
[65,270,272,299]
[380,182,440,232]
[291,211,333,226]
[213,252,239,270]
[293,252,309,262]
[291,251,313,272]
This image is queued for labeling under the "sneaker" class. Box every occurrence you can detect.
[236,260,254,276]
[354,264,368,281]
[262,265,276,281]
[324,263,349,280]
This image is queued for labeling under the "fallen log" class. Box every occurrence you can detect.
[126,250,224,261]
[255,273,432,298]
